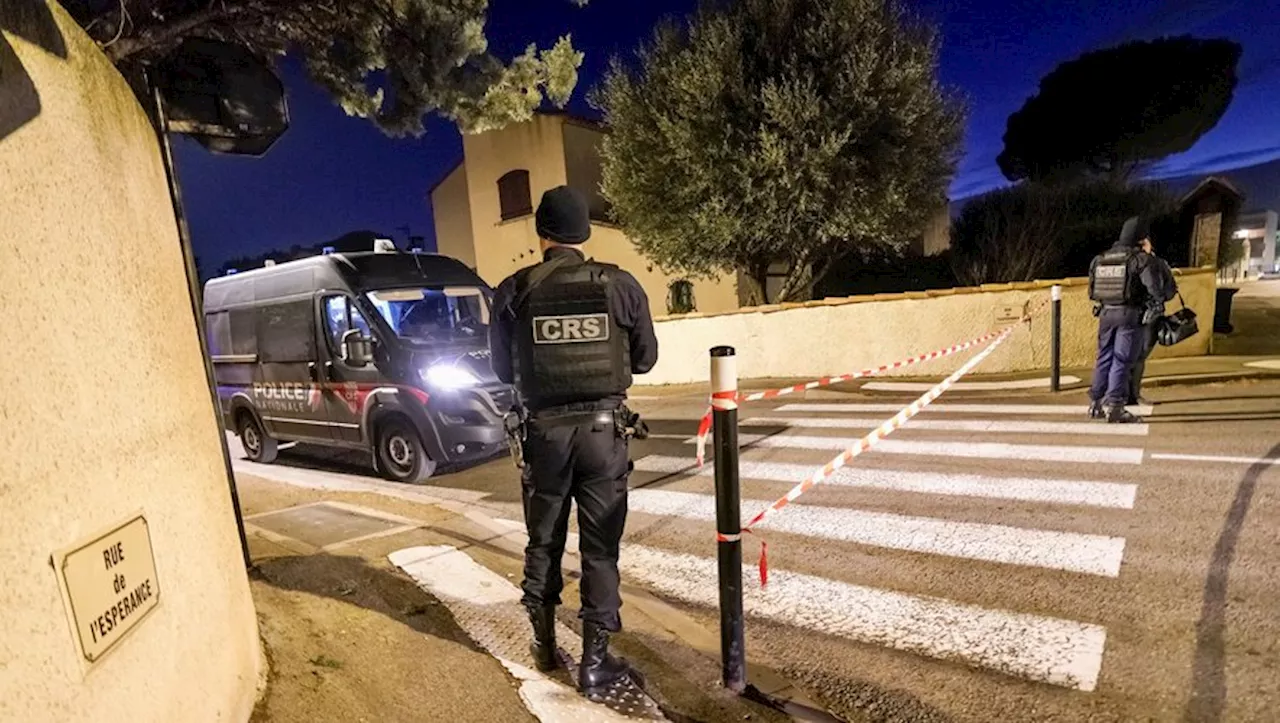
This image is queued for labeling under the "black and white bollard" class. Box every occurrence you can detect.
[710,346,747,693]
[1049,285,1063,392]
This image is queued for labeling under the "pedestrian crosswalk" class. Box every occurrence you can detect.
[627,487,1125,576]
[742,415,1151,436]
[686,433,1147,464]
[633,456,1138,508]
[774,402,1154,416]
[621,399,1154,693]
[617,546,1108,693]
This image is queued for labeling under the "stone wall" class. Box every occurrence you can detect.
[639,267,1217,386]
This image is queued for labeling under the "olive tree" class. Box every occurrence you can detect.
[65,0,587,136]
[595,0,964,303]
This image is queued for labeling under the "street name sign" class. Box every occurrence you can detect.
[52,514,161,663]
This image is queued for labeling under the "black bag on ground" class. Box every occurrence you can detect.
[1157,294,1198,347]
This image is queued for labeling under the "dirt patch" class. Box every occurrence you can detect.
[247,546,535,723]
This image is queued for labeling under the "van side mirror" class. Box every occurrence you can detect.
[341,329,373,367]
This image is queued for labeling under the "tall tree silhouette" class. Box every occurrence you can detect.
[998,37,1242,184]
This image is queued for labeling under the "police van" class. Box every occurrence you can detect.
[202,246,513,483]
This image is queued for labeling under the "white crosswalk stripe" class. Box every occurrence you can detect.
[619,397,1151,692]
[683,433,1146,464]
[627,488,1125,576]
[744,415,1150,436]
[632,455,1138,509]
[860,376,1082,392]
[619,545,1107,692]
[776,402,1154,416]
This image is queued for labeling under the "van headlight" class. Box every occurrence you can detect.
[421,364,480,390]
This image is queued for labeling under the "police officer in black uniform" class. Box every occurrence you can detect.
[1087,216,1166,423]
[1127,237,1178,406]
[488,185,658,697]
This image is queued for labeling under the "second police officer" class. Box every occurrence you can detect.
[488,185,659,698]
[1086,215,1166,424]
[1127,235,1178,406]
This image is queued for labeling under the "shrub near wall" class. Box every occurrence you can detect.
[639,267,1216,386]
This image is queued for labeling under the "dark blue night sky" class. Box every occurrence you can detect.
[177,0,1280,275]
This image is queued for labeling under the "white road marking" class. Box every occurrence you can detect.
[744,416,1149,437]
[1150,452,1280,466]
[632,456,1137,509]
[776,403,1154,416]
[618,545,1107,692]
[862,376,1082,392]
[230,454,492,504]
[682,434,1146,465]
[493,517,583,549]
[389,545,666,721]
[627,489,1126,577]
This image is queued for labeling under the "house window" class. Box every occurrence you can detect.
[666,279,697,315]
[498,170,533,221]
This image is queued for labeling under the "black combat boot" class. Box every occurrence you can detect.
[578,621,636,697]
[1106,405,1142,424]
[528,607,560,672]
[1088,400,1105,420]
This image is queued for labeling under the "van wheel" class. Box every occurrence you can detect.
[238,413,279,464]
[375,418,436,484]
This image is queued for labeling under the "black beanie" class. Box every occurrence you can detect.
[535,186,592,245]
[1118,215,1151,248]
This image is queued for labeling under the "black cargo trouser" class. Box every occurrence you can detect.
[520,404,630,631]
[1128,320,1160,404]
[1088,306,1143,406]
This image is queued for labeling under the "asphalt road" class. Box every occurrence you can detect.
[236,379,1280,723]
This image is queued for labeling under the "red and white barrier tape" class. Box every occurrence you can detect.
[693,298,1048,467]
[710,389,738,411]
[715,323,1019,587]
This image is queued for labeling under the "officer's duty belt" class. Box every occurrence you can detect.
[529,410,617,428]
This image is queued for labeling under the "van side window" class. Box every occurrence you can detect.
[257,299,315,362]
[208,308,258,358]
[323,296,371,354]
[206,311,232,357]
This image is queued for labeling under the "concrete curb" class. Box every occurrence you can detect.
[633,367,1280,401]
[1139,370,1280,388]
[798,368,1280,396]
[448,508,839,721]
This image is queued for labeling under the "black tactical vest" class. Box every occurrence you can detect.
[512,256,632,409]
[1089,250,1136,305]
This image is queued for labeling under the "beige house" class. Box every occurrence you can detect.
[430,112,740,316]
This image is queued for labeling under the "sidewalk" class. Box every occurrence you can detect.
[632,353,1280,399]
[237,473,823,723]
[1214,278,1280,356]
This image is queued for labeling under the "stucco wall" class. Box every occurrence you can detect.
[450,114,740,315]
[460,113,569,283]
[638,267,1217,386]
[586,224,741,315]
[562,120,610,222]
[0,3,261,721]
[430,163,475,269]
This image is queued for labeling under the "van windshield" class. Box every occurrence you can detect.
[365,287,491,344]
